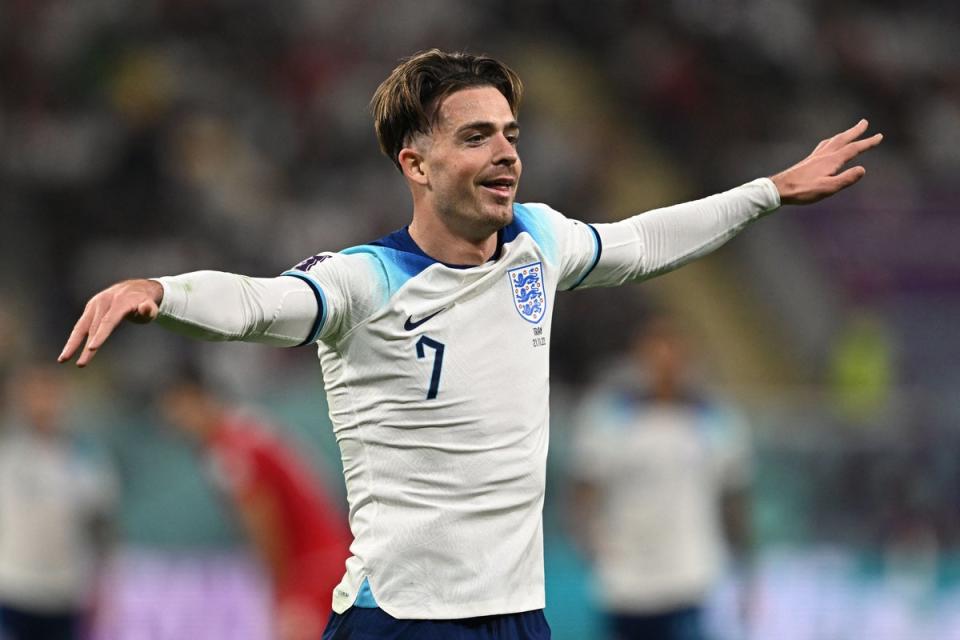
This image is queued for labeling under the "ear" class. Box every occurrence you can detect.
[398,147,428,186]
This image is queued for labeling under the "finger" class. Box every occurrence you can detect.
[829,119,869,148]
[61,297,106,364]
[133,300,159,324]
[824,165,866,193]
[74,301,113,367]
[58,309,96,363]
[842,132,883,161]
[78,304,134,366]
[812,138,831,154]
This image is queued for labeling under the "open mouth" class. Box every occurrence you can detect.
[480,177,515,196]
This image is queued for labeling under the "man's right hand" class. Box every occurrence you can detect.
[59,279,164,367]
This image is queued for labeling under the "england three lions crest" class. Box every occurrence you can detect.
[508,262,547,324]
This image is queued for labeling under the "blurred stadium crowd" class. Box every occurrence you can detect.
[2,0,960,638]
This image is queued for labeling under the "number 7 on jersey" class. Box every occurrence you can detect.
[415,336,445,399]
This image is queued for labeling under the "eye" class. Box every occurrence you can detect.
[506,133,519,146]
[466,134,485,144]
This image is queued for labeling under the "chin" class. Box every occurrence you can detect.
[480,212,511,235]
[445,199,514,239]
[486,201,514,228]
[498,204,515,226]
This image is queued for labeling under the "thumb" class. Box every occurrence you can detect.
[134,300,159,322]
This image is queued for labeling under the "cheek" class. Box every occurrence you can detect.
[430,159,462,185]
[428,149,485,195]
[442,165,478,195]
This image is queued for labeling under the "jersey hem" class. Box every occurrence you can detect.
[347,595,547,621]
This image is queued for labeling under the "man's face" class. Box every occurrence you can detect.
[159,385,207,439]
[417,86,521,240]
[18,368,65,436]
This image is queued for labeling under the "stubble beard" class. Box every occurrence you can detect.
[437,187,514,242]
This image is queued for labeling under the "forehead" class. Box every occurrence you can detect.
[434,86,516,130]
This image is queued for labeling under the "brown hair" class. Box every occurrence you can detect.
[371,49,523,170]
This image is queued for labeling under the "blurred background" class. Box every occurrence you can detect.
[1,0,958,638]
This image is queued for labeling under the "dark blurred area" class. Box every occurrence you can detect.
[2,1,959,638]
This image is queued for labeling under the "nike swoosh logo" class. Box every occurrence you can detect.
[404,308,446,331]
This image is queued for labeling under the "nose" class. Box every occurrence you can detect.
[492,133,519,167]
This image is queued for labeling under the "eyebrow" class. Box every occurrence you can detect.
[455,120,520,135]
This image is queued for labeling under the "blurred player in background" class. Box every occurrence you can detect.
[59,49,880,639]
[570,318,753,640]
[0,364,116,640]
[158,366,351,640]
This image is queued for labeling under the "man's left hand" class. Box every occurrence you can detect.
[770,119,883,205]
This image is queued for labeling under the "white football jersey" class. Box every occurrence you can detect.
[285,203,599,619]
[154,178,780,620]
[572,387,752,613]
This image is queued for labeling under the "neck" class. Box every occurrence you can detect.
[408,213,499,266]
[30,423,61,441]
[652,378,680,401]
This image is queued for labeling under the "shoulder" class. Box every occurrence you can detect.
[283,247,396,308]
[504,202,565,256]
[508,203,600,285]
[287,250,378,277]
[291,228,450,297]
[341,231,440,298]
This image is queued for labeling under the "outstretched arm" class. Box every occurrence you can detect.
[572,120,882,289]
[59,273,319,367]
